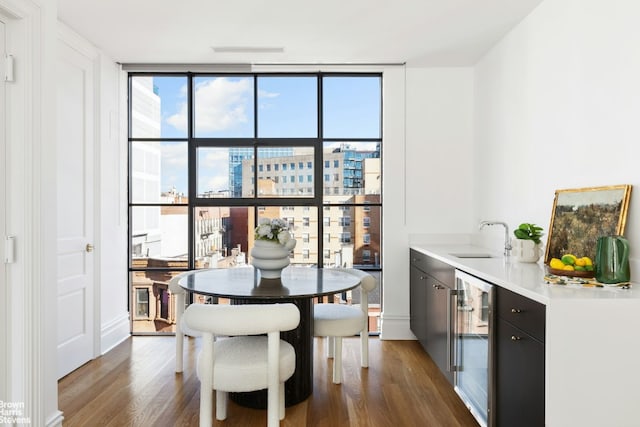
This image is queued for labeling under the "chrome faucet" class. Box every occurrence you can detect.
[479,221,512,257]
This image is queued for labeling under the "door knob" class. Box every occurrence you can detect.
[86,243,94,253]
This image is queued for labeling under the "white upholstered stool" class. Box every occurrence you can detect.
[168,271,202,373]
[183,303,300,427]
[313,268,377,384]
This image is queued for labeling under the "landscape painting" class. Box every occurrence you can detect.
[544,185,632,263]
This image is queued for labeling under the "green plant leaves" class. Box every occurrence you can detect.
[514,223,544,244]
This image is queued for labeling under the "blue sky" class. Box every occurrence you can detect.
[153,75,381,195]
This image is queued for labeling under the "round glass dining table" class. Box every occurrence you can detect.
[178,265,361,408]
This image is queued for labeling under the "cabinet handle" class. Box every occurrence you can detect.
[433,284,445,290]
[447,287,460,372]
[511,308,522,313]
[511,335,522,341]
[420,276,425,280]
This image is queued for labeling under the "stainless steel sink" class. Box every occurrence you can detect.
[449,252,493,258]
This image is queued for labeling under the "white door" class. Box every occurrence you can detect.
[56,40,96,378]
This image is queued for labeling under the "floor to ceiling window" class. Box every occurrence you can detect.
[128,72,382,334]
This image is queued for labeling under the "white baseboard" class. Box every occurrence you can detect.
[101,312,130,355]
[379,313,417,340]
[46,410,64,427]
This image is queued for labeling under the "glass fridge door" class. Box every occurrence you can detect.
[454,272,493,427]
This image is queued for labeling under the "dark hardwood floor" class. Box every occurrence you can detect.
[59,336,478,426]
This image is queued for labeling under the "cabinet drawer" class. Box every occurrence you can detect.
[410,249,455,286]
[410,249,430,272]
[497,286,545,342]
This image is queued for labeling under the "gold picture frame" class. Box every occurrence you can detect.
[544,184,632,263]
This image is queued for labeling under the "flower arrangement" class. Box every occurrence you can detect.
[254,218,292,245]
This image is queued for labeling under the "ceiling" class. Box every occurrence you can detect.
[57,0,543,67]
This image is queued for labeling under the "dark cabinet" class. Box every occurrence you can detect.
[409,250,547,425]
[409,249,454,385]
[424,274,451,382]
[409,263,429,345]
[495,287,545,427]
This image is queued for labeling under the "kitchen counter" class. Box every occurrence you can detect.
[411,244,640,305]
[411,244,640,427]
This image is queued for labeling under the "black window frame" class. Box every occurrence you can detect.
[127,71,383,322]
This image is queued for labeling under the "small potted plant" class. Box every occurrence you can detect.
[512,223,544,263]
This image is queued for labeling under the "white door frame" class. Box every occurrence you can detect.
[0,13,7,406]
[0,0,62,425]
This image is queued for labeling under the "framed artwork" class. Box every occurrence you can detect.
[544,184,632,263]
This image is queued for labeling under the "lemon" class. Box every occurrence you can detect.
[581,257,593,266]
[549,258,565,270]
[574,258,586,267]
[561,254,577,265]
[563,265,575,271]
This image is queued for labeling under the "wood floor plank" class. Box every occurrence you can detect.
[59,336,479,426]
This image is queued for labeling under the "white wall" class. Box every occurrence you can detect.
[474,0,640,272]
[393,0,640,339]
[97,53,129,354]
[381,67,475,339]
[405,68,475,232]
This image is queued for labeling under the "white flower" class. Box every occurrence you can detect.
[272,218,288,229]
[257,224,272,238]
[254,217,291,243]
[258,218,271,226]
[277,230,291,245]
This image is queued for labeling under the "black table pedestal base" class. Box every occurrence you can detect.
[230,297,313,408]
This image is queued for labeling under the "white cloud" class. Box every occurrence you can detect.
[159,142,188,193]
[162,173,181,191]
[166,77,252,133]
[200,149,229,169]
[197,149,230,192]
[161,142,188,167]
[205,176,229,193]
[163,84,188,132]
[258,88,280,111]
[258,89,279,99]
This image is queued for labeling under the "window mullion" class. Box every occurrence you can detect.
[187,72,196,270]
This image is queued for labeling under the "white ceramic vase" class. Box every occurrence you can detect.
[512,239,543,263]
[250,239,296,279]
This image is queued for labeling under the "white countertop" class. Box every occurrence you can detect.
[411,244,639,305]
